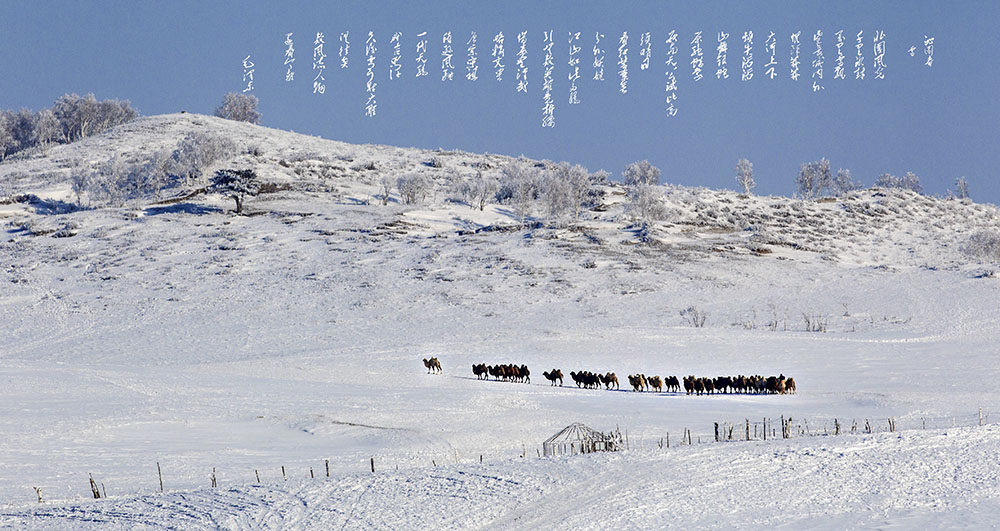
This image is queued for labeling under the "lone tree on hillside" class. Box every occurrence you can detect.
[214,92,261,124]
[210,168,260,214]
[735,158,755,195]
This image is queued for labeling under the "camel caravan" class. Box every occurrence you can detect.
[682,374,796,395]
[473,363,531,383]
[464,362,797,397]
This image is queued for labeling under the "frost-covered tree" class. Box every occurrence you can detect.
[0,111,15,161]
[9,109,37,153]
[874,172,899,189]
[51,93,136,142]
[955,176,970,199]
[832,168,861,196]
[214,92,261,124]
[379,174,394,205]
[626,183,667,223]
[900,172,922,194]
[170,132,237,187]
[623,159,661,187]
[210,168,260,214]
[564,163,592,219]
[796,158,832,199]
[71,172,91,205]
[34,109,60,146]
[497,159,541,221]
[469,170,498,211]
[541,167,573,222]
[396,173,431,204]
[735,158,755,195]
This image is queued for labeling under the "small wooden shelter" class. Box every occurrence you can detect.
[542,423,621,457]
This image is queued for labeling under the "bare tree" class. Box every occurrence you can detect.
[214,92,261,124]
[735,158,755,195]
[796,158,832,199]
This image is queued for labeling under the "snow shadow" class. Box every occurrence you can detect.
[144,203,222,216]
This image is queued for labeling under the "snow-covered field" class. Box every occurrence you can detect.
[2,115,1000,528]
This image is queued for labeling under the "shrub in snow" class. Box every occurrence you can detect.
[623,160,661,187]
[214,92,261,124]
[396,173,431,204]
[210,168,260,214]
[680,306,707,327]
[735,158,755,195]
[963,231,1000,262]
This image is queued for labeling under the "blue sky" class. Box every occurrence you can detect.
[2,1,998,202]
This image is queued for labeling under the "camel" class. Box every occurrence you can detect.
[543,369,563,386]
[601,372,619,390]
[665,375,680,393]
[472,363,488,380]
[648,376,663,393]
[423,357,442,374]
[785,377,796,394]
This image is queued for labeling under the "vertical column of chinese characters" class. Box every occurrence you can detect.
[568,32,581,104]
[467,32,478,81]
[618,32,628,94]
[492,32,505,81]
[873,30,886,79]
[855,31,865,80]
[542,30,555,128]
[690,31,704,82]
[389,32,402,80]
[924,36,934,67]
[313,34,326,94]
[812,30,824,91]
[593,32,605,81]
[516,31,528,93]
[284,33,295,82]
[716,32,729,79]
[365,32,376,116]
[664,30,678,117]
[442,32,454,81]
[639,32,651,71]
[243,55,255,92]
[834,30,846,80]
[764,31,777,79]
[790,31,801,81]
[741,31,753,81]
[416,32,429,78]
[339,31,350,69]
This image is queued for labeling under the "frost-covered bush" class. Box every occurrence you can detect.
[214,92,261,124]
[963,231,1000,261]
[396,173,431,204]
[496,159,542,220]
[874,172,922,194]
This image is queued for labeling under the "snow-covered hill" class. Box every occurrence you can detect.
[2,114,1000,528]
